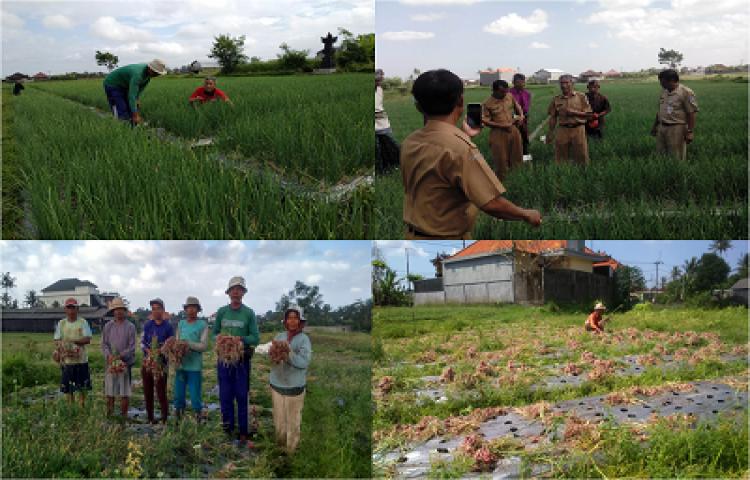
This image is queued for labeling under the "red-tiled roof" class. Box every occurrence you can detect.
[449,241,620,271]
[480,67,516,73]
[593,258,621,271]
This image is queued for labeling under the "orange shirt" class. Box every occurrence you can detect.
[585,312,603,331]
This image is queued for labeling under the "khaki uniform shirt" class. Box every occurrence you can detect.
[401,120,506,237]
[548,91,591,125]
[658,84,698,124]
[482,94,516,128]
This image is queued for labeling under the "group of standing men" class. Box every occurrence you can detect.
[52,275,312,452]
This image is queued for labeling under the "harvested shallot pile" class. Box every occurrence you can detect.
[460,434,496,472]
[143,336,165,377]
[108,353,127,375]
[52,341,81,364]
[215,334,244,366]
[269,340,291,364]
[162,337,190,365]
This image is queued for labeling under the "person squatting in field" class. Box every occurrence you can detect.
[103,59,167,125]
[213,276,260,446]
[189,77,234,107]
[141,297,174,424]
[650,69,699,161]
[173,296,209,423]
[101,297,137,417]
[509,73,531,156]
[585,302,610,333]
[546,74,594,165]
[482,79,525,182]
[400,69,542,240]
[53,298,92,407]
[585,80,611,139]
[264,304,312,453]
[376,69,400,174]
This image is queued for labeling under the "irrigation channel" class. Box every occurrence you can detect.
[47,91,373,202]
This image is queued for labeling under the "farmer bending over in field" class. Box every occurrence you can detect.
[189,77,233,107]
[585,80,611,139]
[266,304,312,453]
[174,296,209,423]
[141,298,174,424]
[401,69,541,240]
[585,302,609,334]
[650,69,698,161]
[102,297,136,417]
[53,298,92,407]
[213,276,260,447]
[103,59,167,125]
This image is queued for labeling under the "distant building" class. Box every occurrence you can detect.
[33,72,49,81]
[604,69,622,79]
[5,72,29,82]
[413,240,616,306]
[730,278,748,305]
[579,70,603,83]
[479,67,517,86]
[533,68,565,84]
[39,278,119,308]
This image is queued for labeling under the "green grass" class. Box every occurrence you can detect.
[2,328,372,478]
[376,80,749,238]
[7,89,371,239]
[1,87,24,239]
[29,74,372,183]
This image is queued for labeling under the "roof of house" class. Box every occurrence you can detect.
[580,70,603,76]
[604,69,621,75]
[41,278,98,293]
[593,257,621,271]
[0,306,111,321]
[731,278,749,289]
[480,67,517,73]
[539,68,565,73]
[446,240,611,263]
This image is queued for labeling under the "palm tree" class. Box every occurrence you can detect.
[1,272,16,306]
[681,257,699,299]
[709,240,732,258]
[24,290,41,308]
[737,253,749,279]
[670,266,681,282]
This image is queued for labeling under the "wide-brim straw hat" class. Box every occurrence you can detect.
[107,297,127,314]
[183,296,202,312]
[148,59,168,75]
[226,276,247,294]
[594,302,607,311]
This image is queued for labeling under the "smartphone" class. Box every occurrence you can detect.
[466,103,482,129]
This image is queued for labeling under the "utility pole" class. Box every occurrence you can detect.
[405,247,411,291]
[654,260,664,290]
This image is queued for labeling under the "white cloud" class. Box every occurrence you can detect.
[91,16,154,42]
[382,31,435,41]
[42,14,74,29]
[2,11,24,29]
[400,0,477,4]
[530,41,550,49]
[306,274,323,284]
[410,13,445,22]
[589,42,599,48]
[484,9,549,36]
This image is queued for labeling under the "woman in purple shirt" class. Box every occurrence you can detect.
[510,74,532,156]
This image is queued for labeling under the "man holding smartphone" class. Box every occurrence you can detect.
[400,69,542,239]
[481,80,525,181]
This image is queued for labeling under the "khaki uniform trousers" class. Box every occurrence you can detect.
[272,389,306,452]
[656,123,687,160]
[554,125,589,165]
[489,127,523,182]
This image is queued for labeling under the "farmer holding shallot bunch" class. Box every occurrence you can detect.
[213,276,260,446]
[53,298,92,407]
[102,297,136,418]
[140,297,174,424]
[268,304,312,453]
[173,296,208,422]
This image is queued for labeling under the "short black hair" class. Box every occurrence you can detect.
[587,79,599,87]
[658,69,679,82]
[492,79,509,90]
[411,69,464,116]
[512,73,525,81]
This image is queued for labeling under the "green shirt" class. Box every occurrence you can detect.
[103,63,151,113]
[177,319,208,371]
[212,304,260,347]
[53,317,92,364]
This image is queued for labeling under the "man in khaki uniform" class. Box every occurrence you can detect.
[401,69,542,239]
[482,79,525,181]
[650,69,698,160]
[545,74,593,165]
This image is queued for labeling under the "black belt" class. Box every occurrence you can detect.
[660,122,684,127]
[560,124,583,128]
[406,223,432,237]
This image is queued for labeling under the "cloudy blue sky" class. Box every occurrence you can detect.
[376,0,749,79]
[375,240,748,288]
[0,241,371,314]
[1,0,373,76]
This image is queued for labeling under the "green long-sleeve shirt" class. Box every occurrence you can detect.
[212,304,260,347]
[103,63,151,113]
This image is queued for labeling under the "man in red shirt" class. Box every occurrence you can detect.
[585,303,609,333]
[189,77,233,106]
